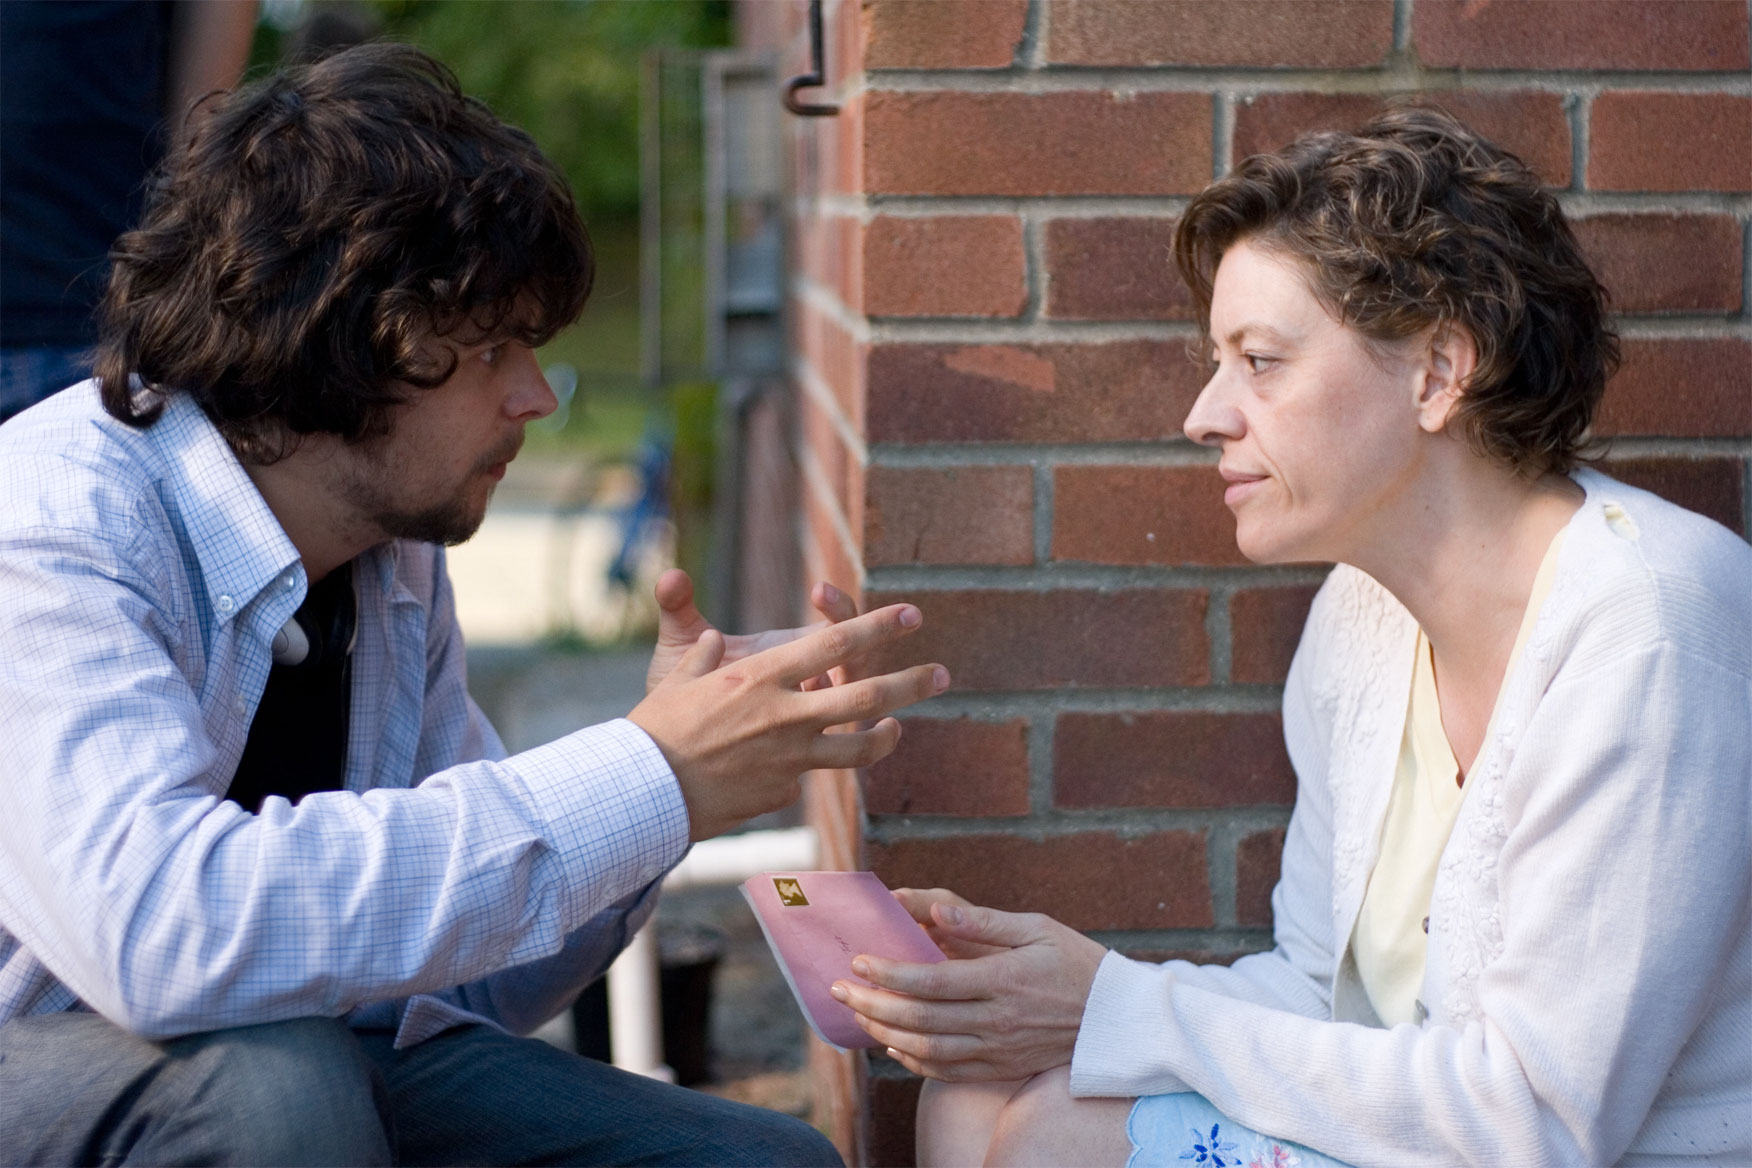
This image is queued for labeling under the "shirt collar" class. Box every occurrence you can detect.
[153,393,304,622]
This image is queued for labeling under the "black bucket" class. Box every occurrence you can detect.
[572,921,727,1086]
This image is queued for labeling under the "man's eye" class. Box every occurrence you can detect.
[480,345,502,366]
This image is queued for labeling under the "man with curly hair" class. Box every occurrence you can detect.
[0,43,944,1166]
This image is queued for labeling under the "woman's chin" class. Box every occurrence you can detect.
[1234,523,1321,566]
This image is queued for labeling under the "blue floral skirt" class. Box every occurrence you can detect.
[1127,1093,1350,1168]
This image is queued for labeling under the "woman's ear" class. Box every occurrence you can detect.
[1416,323,1478,433]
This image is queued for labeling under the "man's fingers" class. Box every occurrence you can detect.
[810,580,860,624]
[671,628,726,682]
[755,604,923,687]
[653,570,708,639]
[806,718,904,770]
[806,664,948,727]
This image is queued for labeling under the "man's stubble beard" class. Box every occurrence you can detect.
[343,432,522,548]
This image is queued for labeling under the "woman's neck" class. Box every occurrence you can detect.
[1350,457,1582,774]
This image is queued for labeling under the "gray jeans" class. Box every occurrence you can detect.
[0,1011,840,1166]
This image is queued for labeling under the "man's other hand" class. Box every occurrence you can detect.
[629,603,947,841]
[644,570,863,695]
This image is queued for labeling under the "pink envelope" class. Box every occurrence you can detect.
[741,870,948,1051]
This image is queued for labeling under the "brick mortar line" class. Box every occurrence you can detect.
[1207,586,1233,686]
[833,191,1752,218]
[865,563,1337,589]
[851,314,1751,338]
[902,688,1288,719]
[857,69,1752,96]
[795,432,867,585]
[1021,214,1047,323]
[867,804,1293,842]
[1594,437,1752,458]
[1213,90,1234,180]
[867,318,1198,343]
[1032,463,1054,562]
[871,442,1218,469]
[1028,711,1056,816]
[847,194,1752,219]
[1744,216,1752,323]
[864,195,1198,216]
[792,355,870,467]
[1206,815,1244,930]
[1569,90,1589,195]
[1560,192,1752,216]
[1612,318,1752,338]
[1020,0,1045,70]
[1392,0,1412,53]
[794,276,874,344]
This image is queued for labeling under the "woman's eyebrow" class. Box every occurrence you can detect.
[1220,322,1298,348]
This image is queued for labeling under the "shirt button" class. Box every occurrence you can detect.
[282,574,297,589]
[216,594,235,613]
[234,695,248,716]
[1421,915,1430,934]
[1414,999,1429,1023]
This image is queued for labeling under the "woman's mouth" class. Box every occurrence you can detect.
[1220,468,1267,506]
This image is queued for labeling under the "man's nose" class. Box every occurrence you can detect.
[506,347,558,421]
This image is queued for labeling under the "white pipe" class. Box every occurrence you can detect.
[607,922,672,1081]
[662,825,819,890]
[606,827,819,1077]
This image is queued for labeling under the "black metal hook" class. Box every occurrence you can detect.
[783,0,840,117]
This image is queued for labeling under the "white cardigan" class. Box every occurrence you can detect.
[1070,469,1752,1167]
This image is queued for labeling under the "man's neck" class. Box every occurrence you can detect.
[243,438,380,583]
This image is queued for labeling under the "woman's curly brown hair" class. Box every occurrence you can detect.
[95,42,593,462]
[1175,105,1618,476]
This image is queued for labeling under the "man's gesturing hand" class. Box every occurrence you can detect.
[628,603,947,841]
[645,570,866,695]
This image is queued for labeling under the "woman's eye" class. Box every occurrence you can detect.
[1245,353,1272,373]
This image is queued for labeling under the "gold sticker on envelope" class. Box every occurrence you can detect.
[773,878,809,907]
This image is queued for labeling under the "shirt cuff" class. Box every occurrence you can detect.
[500,718,690,920]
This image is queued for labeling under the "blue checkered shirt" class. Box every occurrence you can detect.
[0,385,690,1047]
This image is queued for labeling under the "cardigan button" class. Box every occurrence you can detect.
[1421,915,1430,934]
[1414,999,1429,1023]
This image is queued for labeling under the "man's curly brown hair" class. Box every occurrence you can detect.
[1175,106,1618,476]
[94,42,593,463]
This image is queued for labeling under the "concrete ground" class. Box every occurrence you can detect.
[455,454,809,1115]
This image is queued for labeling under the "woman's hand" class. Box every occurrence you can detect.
[831,897,1109,1082]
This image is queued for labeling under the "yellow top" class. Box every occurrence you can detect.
[1351,529,1566,1027]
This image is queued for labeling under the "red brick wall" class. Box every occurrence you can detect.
[739,2,1751,1162]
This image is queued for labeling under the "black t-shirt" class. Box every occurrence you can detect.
[227,564,355,814]
[0,1,175,347]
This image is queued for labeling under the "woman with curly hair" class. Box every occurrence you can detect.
[831,107,1751,1166]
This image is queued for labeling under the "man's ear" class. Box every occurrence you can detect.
[1415,323,1477,434]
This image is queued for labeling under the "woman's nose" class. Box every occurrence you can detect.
[1182,372,1243,446]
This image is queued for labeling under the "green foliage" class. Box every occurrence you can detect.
[364,0,730,223]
